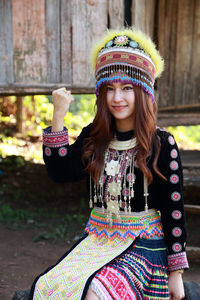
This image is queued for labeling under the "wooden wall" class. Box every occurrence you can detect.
[0,0,200,123]
[157,0,200,111]
[0,0,124,95]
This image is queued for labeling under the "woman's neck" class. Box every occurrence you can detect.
[115,120,134,132]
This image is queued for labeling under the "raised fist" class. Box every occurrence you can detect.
[52,87,74,118]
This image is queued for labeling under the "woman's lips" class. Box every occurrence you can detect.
[112,105,127,111]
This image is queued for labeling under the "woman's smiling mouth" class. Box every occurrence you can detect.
[112,105,128,111]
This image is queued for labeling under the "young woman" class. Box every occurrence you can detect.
[29,29,188,300]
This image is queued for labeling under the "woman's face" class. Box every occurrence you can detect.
[106,82,135,131]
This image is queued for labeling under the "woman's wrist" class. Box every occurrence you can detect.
[52,113,65,132]
[170,269,184,275]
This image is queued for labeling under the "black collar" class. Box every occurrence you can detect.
[115,129,135,141]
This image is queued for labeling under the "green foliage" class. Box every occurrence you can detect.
[168,126,200,150]
[23,95,54,134]
[0,203,34,222]
[0,197,88,242]
[0,94,96,161]
[19,94,96,136]
[64,94,96,136]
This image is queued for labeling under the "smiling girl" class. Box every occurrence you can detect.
[30,29,188,300]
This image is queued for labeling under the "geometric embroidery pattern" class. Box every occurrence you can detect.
[33,234,133,299]
[168,252,189,271]
[92,239,169,299]
[43,128,69,148]
[85,208,164,241]
[91,269,138,300]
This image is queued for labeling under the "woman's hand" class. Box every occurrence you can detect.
[52,88,74,118]
[52,88,74,132]
[168,271,185,300]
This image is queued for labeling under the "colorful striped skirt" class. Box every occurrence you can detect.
[30,208,169,300]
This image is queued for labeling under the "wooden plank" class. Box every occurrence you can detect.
[186,247,200,262]
[156,0,179,108]
[156,0,200,109]
[156,0,167,106]
[167,0,178,108]
[45,0,61,83]
[131,0,156,38]
[159,103,200,112]
[190,0,200,104]
[0,0,13,84]
[174,0,195,106]
[108,0,124,29]
[71,0,87,86]
[12,0,46,83]
[72,0,107,87]
[60,0,72,84]
[87,0,107,85]
[0,84,95,96]
[184,205,200,215]
[157,113,200,127]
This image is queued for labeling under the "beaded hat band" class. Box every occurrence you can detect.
[91,29,164,102]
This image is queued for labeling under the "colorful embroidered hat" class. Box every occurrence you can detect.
[91,28,164,102]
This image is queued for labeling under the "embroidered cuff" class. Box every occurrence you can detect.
[168,251,189,271]
[43,126,69,148]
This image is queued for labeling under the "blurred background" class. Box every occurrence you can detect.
[0,0,200,298]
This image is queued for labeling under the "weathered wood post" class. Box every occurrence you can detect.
[32,95,36,116]
[16,96,23,133]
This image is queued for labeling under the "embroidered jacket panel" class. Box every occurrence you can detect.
[42,124,188,271]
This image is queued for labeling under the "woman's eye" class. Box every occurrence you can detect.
[123,86,133,90]
[106,86,113,91]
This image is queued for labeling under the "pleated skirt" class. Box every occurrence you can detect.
[30,208,169,300]
[90,238,169,300]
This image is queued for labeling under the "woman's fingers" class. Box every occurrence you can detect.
[52,87,74,117]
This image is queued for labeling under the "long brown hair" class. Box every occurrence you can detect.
[82,85,166,184]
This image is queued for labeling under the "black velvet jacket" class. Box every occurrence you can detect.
[42,124,189,271]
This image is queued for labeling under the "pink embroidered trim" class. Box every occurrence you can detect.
[168,252,189,271]
[43,129,69,148]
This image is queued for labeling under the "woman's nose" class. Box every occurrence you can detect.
[113,88,123,101]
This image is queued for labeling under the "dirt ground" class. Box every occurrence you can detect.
[0,223,200,300]
[0,159,90,300]
[0,224,71,300]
